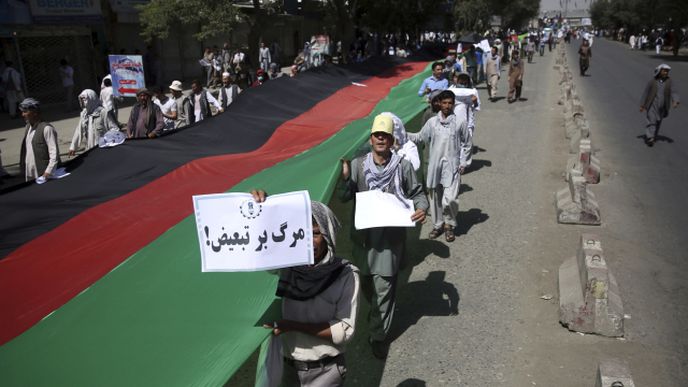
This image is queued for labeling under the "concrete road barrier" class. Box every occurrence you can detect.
[559,234,624,336]
[564,110,586,139]
[566,139,600,184]
[595,359,635,387]
[555,171,601,225]
[568,124,591,153]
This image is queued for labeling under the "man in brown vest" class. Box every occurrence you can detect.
[18,98,61,181]
[640,64,680,146]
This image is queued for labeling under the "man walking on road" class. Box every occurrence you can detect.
[578,39,592,76]
[340,114,428,359]
[408,90,472,243]
[418,62,448,97]
[507,50,524,103]
[485,46,501,101]
[639,64,680,146]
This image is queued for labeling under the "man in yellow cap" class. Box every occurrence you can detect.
[340,114,428,358]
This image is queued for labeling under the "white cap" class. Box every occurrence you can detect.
[169,80,183,91]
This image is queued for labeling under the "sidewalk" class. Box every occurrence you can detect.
[0,65,300,177]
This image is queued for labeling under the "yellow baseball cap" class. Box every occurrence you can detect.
[371,114,394,135]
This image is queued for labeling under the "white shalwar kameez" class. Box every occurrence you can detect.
[408,111,472,229]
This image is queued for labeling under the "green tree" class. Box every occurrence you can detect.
[453,0,491,33]
[138,0,241,42]
[493,0,540,30]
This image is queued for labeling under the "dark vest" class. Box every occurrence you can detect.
[130,103,161,136]
[191,91,212,121]
[219,85,239,110]
[175,95,192,126]
[20,121,61,177]
[642,78,673,115]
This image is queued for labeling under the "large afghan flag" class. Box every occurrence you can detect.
[0,58,432,386]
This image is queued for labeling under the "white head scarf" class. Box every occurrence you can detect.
[380,111,408,146]
[79,89,101,115]
[654,63,671,77]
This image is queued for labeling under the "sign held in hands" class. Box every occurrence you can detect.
[354,190,415,230]
[192,190,313,272]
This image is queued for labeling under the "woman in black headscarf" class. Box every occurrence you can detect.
[252,190,359,387]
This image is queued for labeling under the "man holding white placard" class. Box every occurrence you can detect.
[340,114,428,358]
[254,190,360,387]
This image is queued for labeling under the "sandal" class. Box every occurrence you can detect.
[445,226,456,242]
[428,227,443,240]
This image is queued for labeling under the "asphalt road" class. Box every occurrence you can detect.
[349,38,687,386]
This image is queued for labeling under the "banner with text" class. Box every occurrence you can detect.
[193,191,313,272]
[108,55,145,97]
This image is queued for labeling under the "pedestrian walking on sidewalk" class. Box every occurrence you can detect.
[2,61,23,119]
[100,77,119,124]
[578,39,592,76]
[18,98,61,181]
[218,72,241,110]
[126,88,164,139]
[408,90,472,243]
[259,42,271,72]
[69,89,118,156]
[190,79,222,122]
[639,64,680,146]
[58,59,75,111]
[340,114,428,359]
[507,50,525,103]
[169,80,192,129]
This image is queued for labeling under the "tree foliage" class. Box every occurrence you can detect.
[453,0,539,33]
[138,0,242,42]
[453,0,491,33]
[494,0,540,30]
[591,0,687,32]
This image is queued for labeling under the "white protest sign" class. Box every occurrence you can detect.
[354,190,415,230]
[192,190,313,272]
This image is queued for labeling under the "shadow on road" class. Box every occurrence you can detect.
[455,208,489,237]
[465,158,492,173]
[650,54,688,62]
[389,271,460,343]
[397,378,427,386]
[636,134,675,144]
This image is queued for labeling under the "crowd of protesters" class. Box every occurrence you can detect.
[1,25,683,387]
